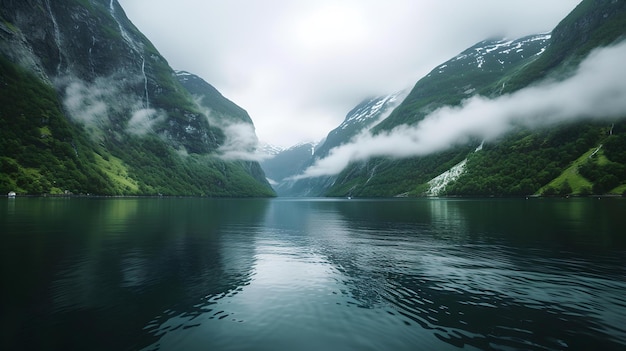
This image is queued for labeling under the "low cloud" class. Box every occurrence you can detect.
[194,99,269,162]
[216,122,270,161]
[126,108,166,135]
[62,76,164,137]
[294,41,626,179]
[63,78,116,127]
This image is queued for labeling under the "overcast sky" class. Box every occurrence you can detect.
[118,0,581,148]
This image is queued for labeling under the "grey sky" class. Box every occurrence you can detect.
[118,0,581,147]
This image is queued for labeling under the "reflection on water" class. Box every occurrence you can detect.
[1,198,625,350]
[1,198,268,350]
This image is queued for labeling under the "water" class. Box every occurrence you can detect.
[1,197,625,350]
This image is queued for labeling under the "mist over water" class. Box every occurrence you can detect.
[1,198,625,350]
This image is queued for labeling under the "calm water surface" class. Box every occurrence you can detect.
[1,197,625,350]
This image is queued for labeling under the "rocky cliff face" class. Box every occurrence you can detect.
[0,0,274,196]
[2,0,219,152]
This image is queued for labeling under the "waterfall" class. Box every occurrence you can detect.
[88,36,96,75]
[141,58,149,109]
[109,0,135,50]
[365,165,378,185]
[44,0,63,74]
[109,0,149,108]
[427,159,468,196]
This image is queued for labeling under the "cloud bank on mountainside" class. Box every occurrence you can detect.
[293,41,626,179]
[193,99,270,162]
[62,76,164,137]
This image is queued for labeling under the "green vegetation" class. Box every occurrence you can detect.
[374,35,549,132]
[105,137,274,197]
[538,126,626,196]
[444,124,608,196]
[577,130,626,195]
[177,71,253,125]
[322,0,626,198]
[0,55,117,195]
[501,0,626,93]
[1,0,275,197]
[93,152,140,193]
[0,54,273,197]
[443,122,626,197]
[539,148,595,196]
[326,146,473,197]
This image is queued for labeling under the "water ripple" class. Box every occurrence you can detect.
[6,198,624,351]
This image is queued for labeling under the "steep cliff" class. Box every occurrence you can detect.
[0,0,274,196]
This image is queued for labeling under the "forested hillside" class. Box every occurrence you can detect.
[0,0,274,196]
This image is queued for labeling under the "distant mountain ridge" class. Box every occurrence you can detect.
[266,91,406,196]
[261,141,317,187]
[0,0,274,196]
[258,142,285,157]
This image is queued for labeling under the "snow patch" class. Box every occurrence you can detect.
[338,91,406,131]
[476,56,485,68]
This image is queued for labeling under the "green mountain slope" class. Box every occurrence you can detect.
[322,35,550,197]
[375,34,551,131]
[322,0,626,197]
[0,0,274,197]
[501,0,626,93]
[0,55,117,195]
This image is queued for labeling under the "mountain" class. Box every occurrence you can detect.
[321,34,556,197]
[297,0,626,197]
[274,34,551,197]
[316,91,407,159]
[374,34,551,132]
[268,92,406,196]
[258,142,285,157]
[175,70,252,125]
[0,0,274,196]
[174,70,270,185]
[261,142,317,188]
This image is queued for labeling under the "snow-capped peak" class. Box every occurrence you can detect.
[338,90,407,131]
[258,142,285,156]
[434,33,552,75]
